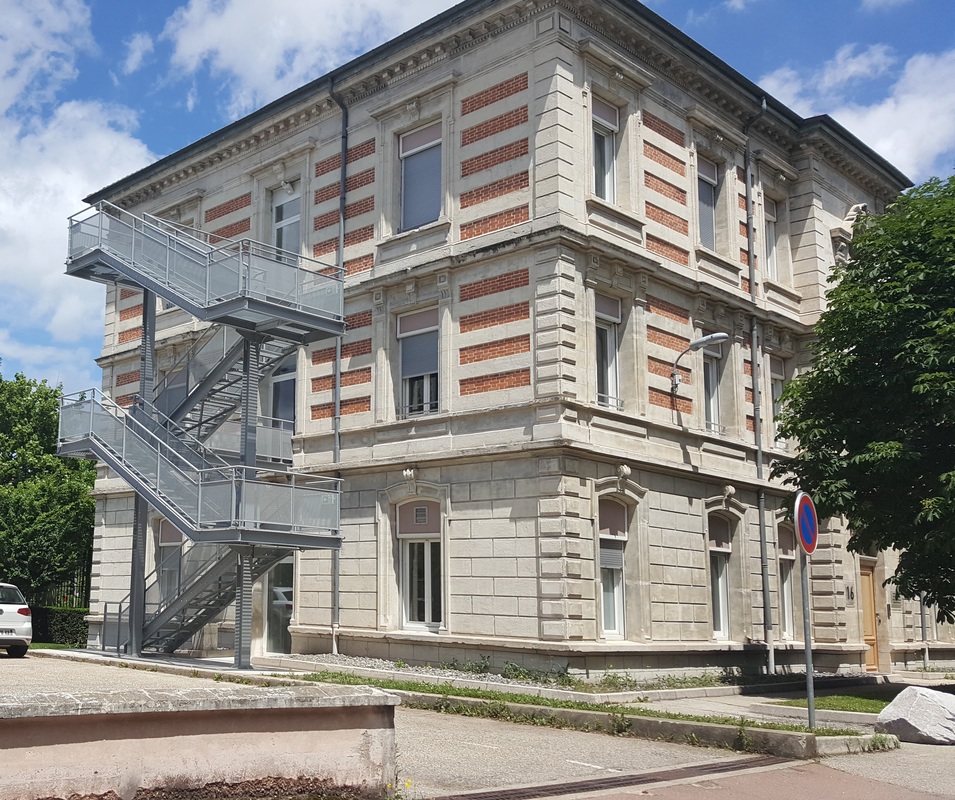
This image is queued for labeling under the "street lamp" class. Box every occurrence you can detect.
[670,332,730,393]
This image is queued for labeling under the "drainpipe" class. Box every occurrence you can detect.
[920,592,929,669]
[743,98,775,674]
[329,81,349,655]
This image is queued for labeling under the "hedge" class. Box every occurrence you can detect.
[31,607,89,646]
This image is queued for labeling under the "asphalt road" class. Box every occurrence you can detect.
[4,651,953,798]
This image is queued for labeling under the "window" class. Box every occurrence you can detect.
[157,520,183,602]
[272,182,301,257]
[697,157,719,251]
[598,498,627,637]
[778,525,796,640]
[763,198,778,280]
[702,339,723,434]
[708,515,732,640]
[398,308,439,417]
[770,356,786,447]
[270,356,296,426]
[592,98,618,202]
[400,122,442,231]
[397,500,442,630]
[595,294,621,409]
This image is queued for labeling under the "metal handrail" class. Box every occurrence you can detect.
[130,395,232,469]
[152,324,232,402]
[67,201,344,320]
[59,388,341,535]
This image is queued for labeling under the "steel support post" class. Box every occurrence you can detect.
[128,288,157,656]
[234,336,261,669]
[234,547,253,669]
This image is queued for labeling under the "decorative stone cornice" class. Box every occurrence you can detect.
[110,0,905,211]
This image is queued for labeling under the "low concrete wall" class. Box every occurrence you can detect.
[0,685,398,800]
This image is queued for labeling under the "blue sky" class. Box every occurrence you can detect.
[1,0,953,393]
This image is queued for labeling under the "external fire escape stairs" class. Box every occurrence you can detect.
[58,201,346,666]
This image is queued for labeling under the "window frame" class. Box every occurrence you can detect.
[702,340,723,434]
[707,514,733,641]
[763,197,778,281]
[157,520,183,602]
[591,97,619,203]
[597,497,628,638]
[397,307,440,418]
[778,525,797,641]
[396,499,443,631]
[399,121,443,233]
[268,355,297,427]
[271,181,302,261]
[595,293,622,410]
[697,156,720,251]
[770,355,787,448]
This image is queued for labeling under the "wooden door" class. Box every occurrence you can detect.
[859,565,879,671]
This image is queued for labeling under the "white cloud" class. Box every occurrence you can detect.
[161,0,456,118]
[725,0,757,10]
[123,33,155,76]
[761,47,955,181]
[816,44,896,93]
[0,1,156,391]
[831,50,955,180]
[0,0,94,116]
[0,329,99,394]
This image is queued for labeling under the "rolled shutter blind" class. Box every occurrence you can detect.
[600,538,624,570]
[401,330,438,378]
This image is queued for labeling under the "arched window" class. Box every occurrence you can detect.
[397,500,442,629]
[707,514,733,640]
[598,498,628,637]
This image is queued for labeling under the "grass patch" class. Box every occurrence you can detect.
[777,694,894,714]
[778,684,955,714]
[295,669,858,737]
[28,642,75,650]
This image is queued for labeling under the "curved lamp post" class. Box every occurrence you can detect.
[670,332,729,394]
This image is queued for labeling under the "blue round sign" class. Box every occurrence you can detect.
[795,492,818,555]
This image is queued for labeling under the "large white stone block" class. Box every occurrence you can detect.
[876,686,955,744]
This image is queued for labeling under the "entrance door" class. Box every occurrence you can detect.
[859,564,879,671]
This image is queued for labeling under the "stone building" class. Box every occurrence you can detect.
[62,0,953,676]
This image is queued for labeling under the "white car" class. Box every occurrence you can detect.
[0,583,32,658]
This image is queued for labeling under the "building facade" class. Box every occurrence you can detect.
[74,0,953,676]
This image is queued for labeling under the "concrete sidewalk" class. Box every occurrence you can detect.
[10,649,955,798]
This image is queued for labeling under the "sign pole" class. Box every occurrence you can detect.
[795,491,819,730]
[801,548,815,729]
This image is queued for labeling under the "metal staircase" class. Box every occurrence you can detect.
[103,542,291,653]
[141,543,291,653]
[60,201,346,657]
[60,389,341,547]
[153,324,297,445]
[67,202,344,344]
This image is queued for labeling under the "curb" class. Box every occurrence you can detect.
[389,689,899,760]
[261,655,889,705]
[750,702,878,727]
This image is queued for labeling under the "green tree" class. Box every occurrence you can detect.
[773,175,955,620]
[0,369,96,600]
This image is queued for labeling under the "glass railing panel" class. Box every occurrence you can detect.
[293,484,340,532]
[156,463,200,520]
[197,476,234,526]
[59,397,93,441]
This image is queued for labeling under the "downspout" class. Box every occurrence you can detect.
[743,97,775,674]
[329,81,349,655]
